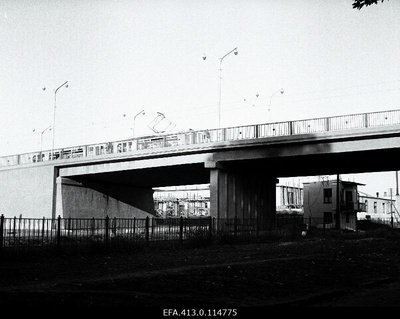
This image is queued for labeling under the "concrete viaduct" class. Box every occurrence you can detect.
[1,114,400,231]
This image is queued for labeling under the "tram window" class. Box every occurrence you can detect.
[106,143,113,154]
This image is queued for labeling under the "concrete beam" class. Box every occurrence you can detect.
[213,136,400,163]
[59,153,214,177]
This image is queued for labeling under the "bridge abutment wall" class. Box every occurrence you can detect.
[59,178,155,219]
[0,165,56,218]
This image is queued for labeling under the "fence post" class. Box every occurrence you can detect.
[42,217,45,248]
[0,214,4,254]
[179,216,184,243]
[145,217,150,244]
[113,217,117,236]
[208,216,213,240]
[105,215,109,246]
[91,217,95,236]
[13,216,16,242]
[57,215,61,249]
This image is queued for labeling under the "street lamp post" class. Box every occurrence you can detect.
[268,88,284,122]
[204,47,238,128]
[50,81,68,160]
[40,125,52,160]
[132,109,145,138]
[218,47,238,128]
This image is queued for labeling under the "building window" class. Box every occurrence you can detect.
[288,191,294,205]
[324,212,333,224]
[374,202,377,214]
[345,190,353,203]
[323,189,332,203]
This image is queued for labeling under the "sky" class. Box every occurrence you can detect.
[1,0,400,196]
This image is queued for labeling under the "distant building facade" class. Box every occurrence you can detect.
[276,185,303,215]
[153,184,304,218]
[357,191,396,223]
[153,185,210,217]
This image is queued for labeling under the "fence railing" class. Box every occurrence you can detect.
[2,109,400,167]
[361,217,400,229]
[1,214,398,256]
[0,215,311,254]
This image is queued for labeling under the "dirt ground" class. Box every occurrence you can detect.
[1,227,400,316]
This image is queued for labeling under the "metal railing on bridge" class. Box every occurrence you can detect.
[1,109,400,167]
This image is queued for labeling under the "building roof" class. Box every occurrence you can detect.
[358,191,395,201]
[303,179,365,186]
[341,180,366,186]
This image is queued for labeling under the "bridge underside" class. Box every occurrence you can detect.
[58,146,400,226]
[63,163,278,229]
[66,163,210,188]
[224,147,400,177]
[60,163,210,219]
[65,146,400,188]
[51,127,400,224]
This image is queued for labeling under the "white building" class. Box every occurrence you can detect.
[303,179,364,230]
[357,191,397,223]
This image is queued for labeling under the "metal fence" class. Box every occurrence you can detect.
[0,215,214,254]
[0,215,310,254]
[1,214,398,256]
[361,217,400,229]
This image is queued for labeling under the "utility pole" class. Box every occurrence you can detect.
[390,188,394,228]
[336,174,341,230]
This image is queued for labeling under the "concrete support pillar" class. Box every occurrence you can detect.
[209,168,220,219]
[209,164,277,230]
[52,167,59,220]
[266,176,277,229]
